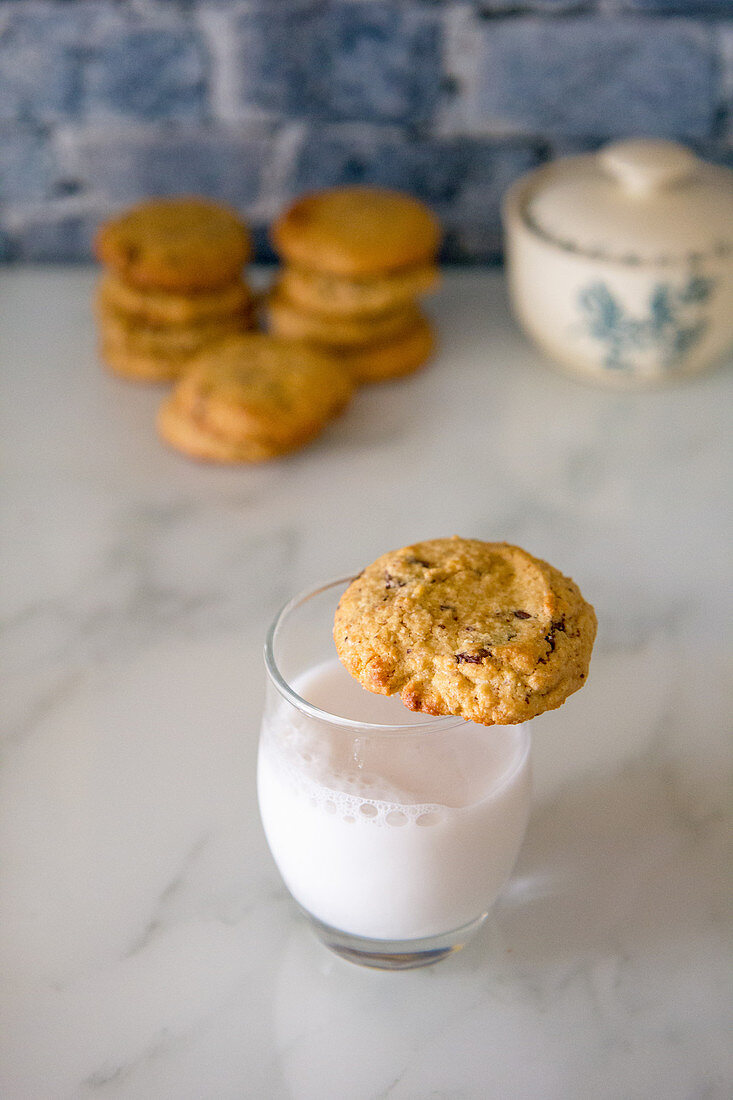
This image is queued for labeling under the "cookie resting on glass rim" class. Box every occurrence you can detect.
[333,537,597,726]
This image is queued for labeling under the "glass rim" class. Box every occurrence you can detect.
[263,575,473,734]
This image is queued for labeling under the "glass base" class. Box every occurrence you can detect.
[301,908,489,970]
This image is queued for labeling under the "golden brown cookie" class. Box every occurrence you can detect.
[99,338,185,383]
[336,313,436,383]
[157,397,279,462]
[97,302,252,353]
[333,537,597,725]
[97,302,251,382]
[95,197,252,291]
[266,286,420,348]
[272,187,441,276]
[97,272,253,326]
[278,263,439,318]
[157,333,354,462]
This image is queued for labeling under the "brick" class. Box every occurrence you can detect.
[689,141,733,169]
[543,138,608,158]
[456,17,717,140]
[1,198,104,262]
[0,3,207,124]
[721,24,733,143]
[609,0,732,12]
[438,140,545,262]
[200,1,326,120]
[0,3,100,123]
[468,0,588,9]
[0,227,13,262]
[54,125,272,209]
[320,2,442,125]
[203,0,442,126]
[85,25,207,123]
[0,124,55,203]
[287,128,543,261]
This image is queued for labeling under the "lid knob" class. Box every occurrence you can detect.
[599,139,699,195]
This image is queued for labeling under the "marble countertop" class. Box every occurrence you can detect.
[1,268,731,1100]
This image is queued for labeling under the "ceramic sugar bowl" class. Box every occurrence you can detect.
[502,139,733,386]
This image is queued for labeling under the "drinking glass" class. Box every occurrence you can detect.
[258,578,532,970]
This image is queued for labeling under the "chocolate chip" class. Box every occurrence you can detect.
[455,648,490,664]
[384,571,406,590]
[543,616,567,655]
[513,610,531,619]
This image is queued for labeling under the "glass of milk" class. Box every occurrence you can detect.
[258,578,532,969]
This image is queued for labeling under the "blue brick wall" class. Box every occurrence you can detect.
[0,0,730,264]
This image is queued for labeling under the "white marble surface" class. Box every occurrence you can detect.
[1,268,731,1100]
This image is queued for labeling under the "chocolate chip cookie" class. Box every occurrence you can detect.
[157,333,354,462]
[271,187,441,277]
[333,537,597,725]
[95,197,251,292]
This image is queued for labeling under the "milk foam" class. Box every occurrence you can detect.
[265,714,448,825]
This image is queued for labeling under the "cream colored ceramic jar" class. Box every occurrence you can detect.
[502,139,733,386]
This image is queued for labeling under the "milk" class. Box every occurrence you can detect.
[257,659,531,941]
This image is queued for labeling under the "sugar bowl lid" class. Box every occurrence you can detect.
[524,139,733,264]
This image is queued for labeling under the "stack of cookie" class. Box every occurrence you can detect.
[157,333,354,464]
[267,187,441,383]
[95,197,254,382]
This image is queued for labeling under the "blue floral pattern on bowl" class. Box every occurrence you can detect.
[576,274,716,371]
